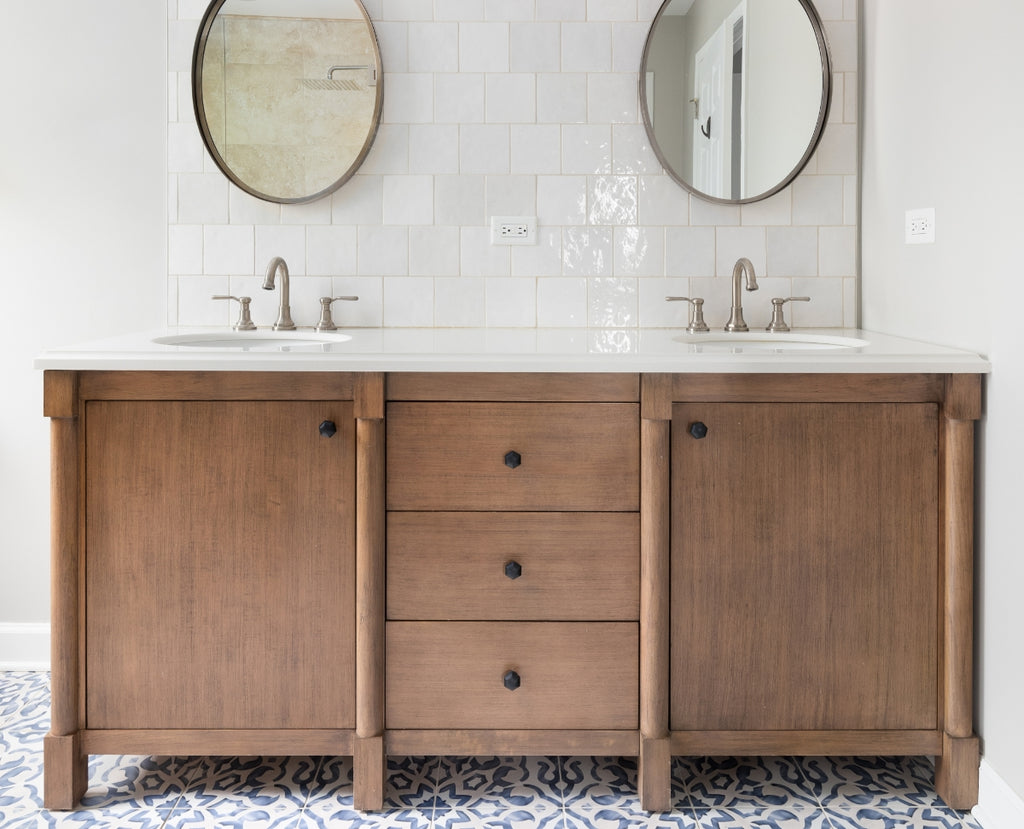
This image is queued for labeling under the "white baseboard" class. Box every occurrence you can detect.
[0,622,50,671]
[974,758,1024,829]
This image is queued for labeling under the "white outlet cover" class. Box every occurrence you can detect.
[905,207,935,245]
[490,216,537,246]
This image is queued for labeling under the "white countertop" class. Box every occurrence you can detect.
[34,327,990,374]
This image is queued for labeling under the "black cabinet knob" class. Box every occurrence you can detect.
[319,420,337,438]
[504,560,523,580]
[503,670,521,691]
[504,450,522,469]
[689,421,708,440]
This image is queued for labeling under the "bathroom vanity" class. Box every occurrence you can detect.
[37,329,987,813]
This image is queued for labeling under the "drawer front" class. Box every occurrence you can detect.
[386,402,639,511]
[386,622,638,730]
[387,513,639,621]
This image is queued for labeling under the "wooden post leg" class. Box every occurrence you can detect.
[44,373,86,811]
[354,735,386,811]
[639,387,673,812]
[935,377,981,810]
[355,378,387,811]
[44,733,87,810]
[639,737,672,812]
[935,733,979,811]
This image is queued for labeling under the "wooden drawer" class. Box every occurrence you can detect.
[386,622,638,730]
[386,402,639,511]
[387,513,639,621]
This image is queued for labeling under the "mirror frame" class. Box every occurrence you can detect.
[191,0,384,205]
[639,0,832,205]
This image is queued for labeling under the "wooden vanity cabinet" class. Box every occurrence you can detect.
[44,369,981,814]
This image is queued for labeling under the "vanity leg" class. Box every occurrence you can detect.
[354,735,386,811]
[639,737,672,812]
[640,391,673,811]
[44,373,86,811]
[355,378,387,812]
[935,376,981,810]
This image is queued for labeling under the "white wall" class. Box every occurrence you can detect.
[0,2,166,631]
[861,0,1024,811]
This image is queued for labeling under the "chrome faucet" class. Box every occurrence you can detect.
[262,256,296,331]
[725,257,759,332]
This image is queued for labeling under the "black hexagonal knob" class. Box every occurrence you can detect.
[504,450,522,469]
[504,560,523,580]
[503,670,521,691]
[688,421,708,440]
[319,420,337,438]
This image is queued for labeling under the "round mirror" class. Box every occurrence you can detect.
[640,0,831,204]
[192,0,383,204]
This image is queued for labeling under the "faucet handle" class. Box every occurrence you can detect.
[212,295,257,331]
[766,296,810,333]
[315,295,359,332]
[666,296,710,333]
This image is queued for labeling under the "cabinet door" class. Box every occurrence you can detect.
[85,400,355,730]
[670,402,938,731]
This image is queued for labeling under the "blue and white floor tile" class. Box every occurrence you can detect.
[0,673,985,829]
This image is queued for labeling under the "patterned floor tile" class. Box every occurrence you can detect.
[177,755,318,816]
[801,757,946,811]
[433,756,563,828]
[302,755,439,824]
[683,758,819,810]
[692,804,835,828]
[824,805,973,829]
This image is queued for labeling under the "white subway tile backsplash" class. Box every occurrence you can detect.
[512,228,562,277]
[410,124,461,174]
[169,2,859,329]
[485,175,536,217]
[666,227,715,277]
[435,175,485,225]
[537,73,588,124]
[589,176,637,225]
[767,226,819,278]
[537,175,587,226]
[614,226,664,276]
[485,74,536,123]
[537,0,586,22]
[486,278,537,326]
[460,124,511,173]
[587,74,638,124]
[408,23,459,73]
[562,125,612,174]
[435,73,485,123]
[410,226,461,276]
[485,0,535,22]
[511,124,561,174]
[715,227,766,276]
[383,175,434,225]
[537,277,588,326]
[461,227,511,276]
[358,226,409,275]
[561,23,612,73]
[383,276,434,326]
[307,225,358,276]
[459,22,509,72]
[435,276,486,326]
[510,22,561,73]
[255,225,306,275]
[203,225,254,275]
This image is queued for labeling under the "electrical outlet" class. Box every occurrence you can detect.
[490,216,537,246]
[905,208,935,244]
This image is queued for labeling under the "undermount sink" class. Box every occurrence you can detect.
[673,333,870,352]
[153,331,352,350]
